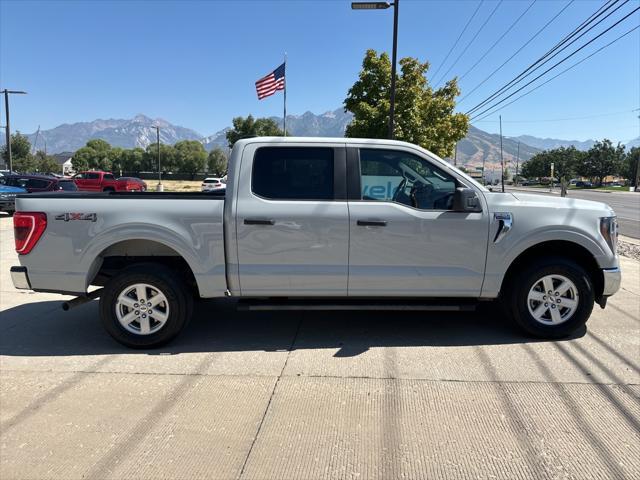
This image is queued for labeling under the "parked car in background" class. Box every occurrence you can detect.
[74,171,146,192]
[0,185,27,214]
[201,177,225,192]
[0,174,78,193]
[575,181,593,188]
[117,177,147,192]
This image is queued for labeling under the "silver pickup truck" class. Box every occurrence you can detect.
[11,137,621,348]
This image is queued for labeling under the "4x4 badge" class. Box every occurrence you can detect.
[55,213,97,222]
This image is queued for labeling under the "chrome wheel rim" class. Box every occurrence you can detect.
[527,274,579,325]
[115,283,170,335]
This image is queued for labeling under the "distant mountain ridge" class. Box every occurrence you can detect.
[4,110,633,169]
[510,135,596,151]
[21,114,203,153]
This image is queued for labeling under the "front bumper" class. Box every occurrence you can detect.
[10,266,31,290]
[602,267,621,296]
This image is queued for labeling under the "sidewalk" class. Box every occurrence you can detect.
[508,186,638,196]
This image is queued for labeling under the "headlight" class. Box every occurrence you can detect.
[0,194,15,200]
[600,216,618,254]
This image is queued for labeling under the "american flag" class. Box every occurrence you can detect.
[255,63,285,100]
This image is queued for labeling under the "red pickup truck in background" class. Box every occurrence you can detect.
[73,171,147,192]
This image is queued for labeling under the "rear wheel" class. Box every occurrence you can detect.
[507,257,594,338]
[103,187,115,192]
[99,264,193,348]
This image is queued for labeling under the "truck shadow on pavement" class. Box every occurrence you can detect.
[0,298,585,357]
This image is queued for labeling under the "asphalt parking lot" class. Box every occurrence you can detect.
[1,213,639,480]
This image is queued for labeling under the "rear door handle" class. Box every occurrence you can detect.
[244,218,275,226]
[357,220,387,227]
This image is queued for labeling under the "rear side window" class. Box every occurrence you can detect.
[57,180,77,191]
[26,179,51,189]
[252,147,334,200]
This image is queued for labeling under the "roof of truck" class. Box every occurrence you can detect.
[234,136,428,149]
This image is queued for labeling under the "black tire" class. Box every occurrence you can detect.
[99,263,193,348]
[507,257,594,338]
[103,187,115,192]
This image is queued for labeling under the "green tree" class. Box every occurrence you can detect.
[12,154,37,173]
[579,139,625,186]
[344,49,469,158]
[108,147,125,175]
[208,147,228,176]
[120,147,146,173]
[226,115,283,148]
[522,146,583,181]
[623,147,639,187]
[33,150,60,174]
[1,132,32,169]
[72,138,113,172]
[174,140,207,178]
[144,143,177,172]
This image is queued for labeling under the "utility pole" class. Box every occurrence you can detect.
[152,126,163,192]
[515,141,520,186]
[499,115,505,193]
[453,142,458,167]
[2,89,27,172]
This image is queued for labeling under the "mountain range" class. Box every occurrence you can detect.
[4,110,638,169]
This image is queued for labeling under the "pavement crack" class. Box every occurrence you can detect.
[237,316,303,479]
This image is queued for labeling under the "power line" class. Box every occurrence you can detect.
[433,0,503,88]
[474,108,640,123]
[471,10,639,120]
[466,0,629,115]
[429,0,484,84]
[458,0,537,82]
[458,0,575,105]
[471,24,640,122]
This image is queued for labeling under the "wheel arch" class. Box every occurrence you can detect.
[88,238,200,297]
[500,240,604,300]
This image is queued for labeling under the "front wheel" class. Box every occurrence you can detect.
[99,264,193,348]
[507,257,594,338]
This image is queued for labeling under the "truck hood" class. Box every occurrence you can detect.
[486,192,615,216]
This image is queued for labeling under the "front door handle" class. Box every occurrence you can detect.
[357,220,387,227]
[244,219,275,226]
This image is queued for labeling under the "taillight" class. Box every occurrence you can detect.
[14,212,47,255]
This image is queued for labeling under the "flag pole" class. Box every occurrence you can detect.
[283,52,287,137]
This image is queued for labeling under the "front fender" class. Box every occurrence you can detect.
[481,225,613,298]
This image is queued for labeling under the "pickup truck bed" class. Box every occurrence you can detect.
[15,191,227,298]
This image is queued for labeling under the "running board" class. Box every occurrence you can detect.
[238,299,477,312]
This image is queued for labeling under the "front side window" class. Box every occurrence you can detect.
[252,147,334,200]
[360,149,457,210]
[104,174,115,180]
[86,173,100,180]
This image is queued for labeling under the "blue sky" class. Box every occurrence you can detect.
[1,0,638,142]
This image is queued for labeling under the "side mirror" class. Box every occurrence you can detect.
[453,187,481,212]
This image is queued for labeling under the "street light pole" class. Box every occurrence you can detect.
[388,0,399,139]
[351,1,399,139]
[152,126,163,192]
[1,89,27,172]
